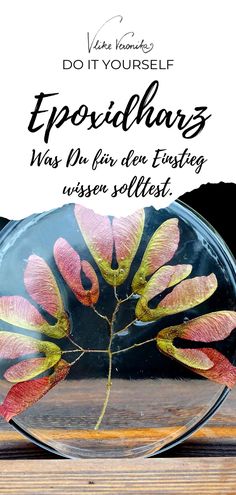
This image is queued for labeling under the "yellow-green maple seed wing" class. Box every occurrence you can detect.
[132,218,180,294]
[158,339,214,370]
[0,296,68,339]
[135,264,192,321]
[0,330,45,358]
[156,311,236,388]
[4,355,60,383]
[139,274,217,321]
[157,311,236,348]
[0,332,61,382]
[156,339,236,389]
[0,296,46,331]
[156,325,214,369]
[24,255,70,338]
[111,209,144,285]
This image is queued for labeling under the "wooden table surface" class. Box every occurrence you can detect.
[0,387,235,494]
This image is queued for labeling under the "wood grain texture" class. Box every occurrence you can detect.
[0,385,235,493]
[0,458,236,494]
[0,382,235,459]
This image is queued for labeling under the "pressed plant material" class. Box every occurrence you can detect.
[0,202,235,458]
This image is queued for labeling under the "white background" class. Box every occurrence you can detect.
[1,0,235,218]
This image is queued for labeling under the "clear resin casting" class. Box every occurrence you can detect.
[0,202,235,458]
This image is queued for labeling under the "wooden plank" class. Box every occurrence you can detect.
[0,458,236,494]
[0,382,236,459]
[0,425,235,459]
[0,378,226,433]
[0,425,236,442]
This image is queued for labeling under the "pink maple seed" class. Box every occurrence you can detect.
[0,360,70,422]
[24,255,63,318]
[74,204,144,286]
[157,311,236,388]
[54,238,99,306]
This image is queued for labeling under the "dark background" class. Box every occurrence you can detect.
[180,183,235,254]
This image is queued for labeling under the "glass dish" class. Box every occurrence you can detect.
[0,201,235,458]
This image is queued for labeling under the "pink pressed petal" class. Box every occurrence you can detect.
[0,360,70,422]
[24,255,63,317]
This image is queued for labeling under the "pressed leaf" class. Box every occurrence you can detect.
[0,296,69,339]
[54,238,99,306]
[135,264,192,320]
[0,332,61,382]
[132,218,180,294]
[75,204,144,285]
[24,255,63,317]
[0,360,70,422]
